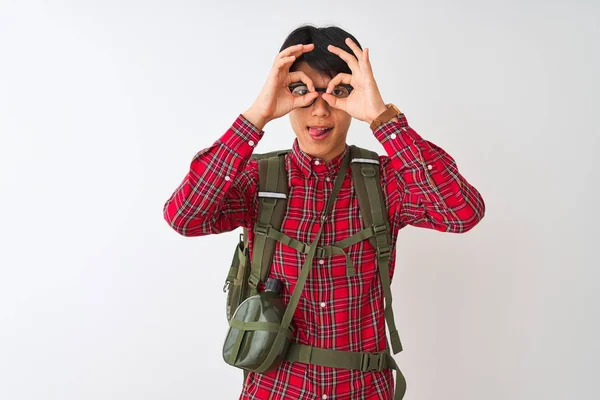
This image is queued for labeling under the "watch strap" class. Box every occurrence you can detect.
[369,104,402,131]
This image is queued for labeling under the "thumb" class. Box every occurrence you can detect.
[297,91,319,107]
[322,93,345,111]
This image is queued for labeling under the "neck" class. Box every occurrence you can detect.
[300,142,346,163]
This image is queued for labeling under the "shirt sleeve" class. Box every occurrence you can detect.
[375,113,486,234]
[163,114,263,236]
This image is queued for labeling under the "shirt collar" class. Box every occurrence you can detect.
[289,138,349,179]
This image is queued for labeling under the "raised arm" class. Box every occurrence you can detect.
[319,38,485,233]
[163,115,262,236]
[377,114,485,233]
[164,42,323,236]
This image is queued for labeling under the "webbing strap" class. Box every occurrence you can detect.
[229,319,281,332]
[285,344,406,399]
[329,226,376,248]
[224,236,246,292]
[254,152,350,373]
[263,227,309,253]
[263,224,382,277]
[250,156,286,295]
[266,225,376,255]
[354,146,403,354]
[285,343,391,371]
[229,330,246,365]
[314,245,355,276]
[257,219,356,276]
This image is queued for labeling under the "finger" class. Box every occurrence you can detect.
[277,43,314,62]
[325,73,352,94]
[322,92,346,111]
[287,71,315,91]
[272,55,297,76]
[344,37,364,60]
[327,44,359,74]
[276,55,296,68]
[294,91,319,108]
[362,47,373,73]
[300,43,315,55]
[277,44,303,60]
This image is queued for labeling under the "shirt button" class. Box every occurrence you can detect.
[325,177,331,182]
[390,133,397,139]
[320,302,326,308]
[314,160,321,165]
[318,259,325,265]
[427,164,433,170]
[248,140,255,147]
[225,176,231,181]
[322,395,328,400]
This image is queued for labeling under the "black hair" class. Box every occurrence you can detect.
[279,24,362,79]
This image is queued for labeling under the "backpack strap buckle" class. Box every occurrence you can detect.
[315,246,325,259]
[376,245,391,258]
[373,223,388,235]
[360,351,386,372]
[248,273,260,288]
[254,222,270,236]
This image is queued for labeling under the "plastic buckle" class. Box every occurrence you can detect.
[302,243,311,254]
[254,223,270,236]
[361,352,385,371]
[376,245,391,258]
[248,274,260,288]
[373,224,388,234]
[315,246,325,259]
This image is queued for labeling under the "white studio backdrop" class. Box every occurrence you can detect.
[1,1,598,399]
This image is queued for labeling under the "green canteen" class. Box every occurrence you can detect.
[223,278,293,372]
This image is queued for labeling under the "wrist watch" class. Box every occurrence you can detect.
[369,103,403,131]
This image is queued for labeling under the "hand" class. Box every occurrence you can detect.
[244,44,321,129]
[322,38,388,123]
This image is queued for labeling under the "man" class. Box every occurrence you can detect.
[163,25,485,400]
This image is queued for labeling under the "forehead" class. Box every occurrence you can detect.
[294,61,331,86]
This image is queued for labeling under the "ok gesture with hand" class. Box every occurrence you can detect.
[244,43,320,129]
[322,38,389,124]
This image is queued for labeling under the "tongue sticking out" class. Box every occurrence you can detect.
[308,127,332,137]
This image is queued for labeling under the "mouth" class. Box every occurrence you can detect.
[307,126,333,140]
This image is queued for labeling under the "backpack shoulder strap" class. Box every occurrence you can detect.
[349,146,389,249]
[349,145,403,354]
[247,150,289,296]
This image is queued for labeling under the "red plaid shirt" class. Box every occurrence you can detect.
[163,113,485,399]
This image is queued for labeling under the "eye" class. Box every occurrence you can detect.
[332,86,351,98]
[289,84,309,96]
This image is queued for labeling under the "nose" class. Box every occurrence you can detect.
[307,88,330,116]
[300,88,328,109]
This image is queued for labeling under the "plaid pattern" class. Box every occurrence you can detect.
[163,113,485,399]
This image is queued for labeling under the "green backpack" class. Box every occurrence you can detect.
[222,145,407,399]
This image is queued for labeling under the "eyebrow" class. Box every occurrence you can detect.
[288,82,352,88]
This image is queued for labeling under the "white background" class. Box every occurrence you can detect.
[1,1,598,399]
